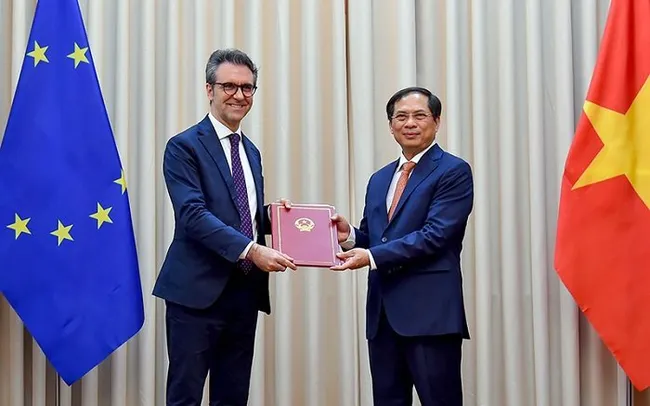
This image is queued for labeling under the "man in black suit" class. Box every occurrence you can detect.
[153,48,296,406]
[332,87,473,406]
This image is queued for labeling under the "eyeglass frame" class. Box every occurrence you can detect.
[390,111,435,123]
[213,82,258,97]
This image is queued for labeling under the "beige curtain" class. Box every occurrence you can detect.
[1,0,647,405]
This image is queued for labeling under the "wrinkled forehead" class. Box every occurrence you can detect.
[214,62,255,84]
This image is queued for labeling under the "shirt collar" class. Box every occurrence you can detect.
[208,112,242,140]
[397,140,436,170]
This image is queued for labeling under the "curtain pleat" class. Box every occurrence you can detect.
[2,0,645,405]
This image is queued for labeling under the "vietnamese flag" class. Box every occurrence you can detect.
[554,0,650,390]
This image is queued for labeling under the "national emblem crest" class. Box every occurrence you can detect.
[294,217,315,232]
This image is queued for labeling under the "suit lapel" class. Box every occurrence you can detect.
[375,160,399,230]
[197,116,237,205]
[389,144,442,223]
[242,133,265,224]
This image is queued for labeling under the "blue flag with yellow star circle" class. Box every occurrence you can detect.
[0,0,144,385]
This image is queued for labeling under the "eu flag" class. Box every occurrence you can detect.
[0,0,144,385]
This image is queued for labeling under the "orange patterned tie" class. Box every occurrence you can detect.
[388,161,416,220]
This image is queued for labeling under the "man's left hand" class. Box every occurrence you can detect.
[330,248,369,271]
[277,198,292,209]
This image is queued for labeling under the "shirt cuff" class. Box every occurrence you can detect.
[240,241,255,259]
[340,227,356,250]
[367,249,377,270]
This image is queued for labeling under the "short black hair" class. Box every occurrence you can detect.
[385,86,442,120]
[205,48,259,85]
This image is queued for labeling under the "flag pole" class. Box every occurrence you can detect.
[55,374,60,406]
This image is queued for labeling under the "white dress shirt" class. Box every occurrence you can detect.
[208,113,257,259]
[342,141,437,270]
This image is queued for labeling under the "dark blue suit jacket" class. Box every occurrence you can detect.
[153,116,271,313]
[354,144,473,340]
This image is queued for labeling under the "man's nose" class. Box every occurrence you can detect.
[233,87,246,99]
[404,117,418,127]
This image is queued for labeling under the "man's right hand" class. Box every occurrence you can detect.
[331,214,351,243]
[246,243,297,272]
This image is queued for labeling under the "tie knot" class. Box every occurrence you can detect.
[402,161,416,173]
[229,133,241,146]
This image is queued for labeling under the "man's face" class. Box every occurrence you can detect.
[206,62,255,131]
[389,93,439,159]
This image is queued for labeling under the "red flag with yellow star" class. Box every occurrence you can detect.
[555,0,650,390]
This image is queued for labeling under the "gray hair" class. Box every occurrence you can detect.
[205,48,258,85]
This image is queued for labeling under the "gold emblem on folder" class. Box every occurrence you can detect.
[294,217,315,232]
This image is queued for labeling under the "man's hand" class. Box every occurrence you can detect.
[330,214,351,243]
[276,198,292,209]
[330,248,369,271]
[247,243,297,272]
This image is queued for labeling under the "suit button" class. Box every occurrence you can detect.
[381,237,387,242]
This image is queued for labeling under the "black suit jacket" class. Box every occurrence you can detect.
[354,144,474,339]
[153,115,271,313]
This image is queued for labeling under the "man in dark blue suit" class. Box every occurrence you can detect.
[332,87,473,406]
[153,49,297,406]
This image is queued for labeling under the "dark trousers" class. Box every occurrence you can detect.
[165,272,259,406]
[369,307,463,406]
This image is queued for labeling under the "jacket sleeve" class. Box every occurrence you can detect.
[348,179,372,250]
[353,207,371,250]
[163,136,251,263]
[369,161,474,269]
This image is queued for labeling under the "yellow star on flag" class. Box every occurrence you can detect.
[7,214,31,239]
[67,42,89,68]
[90,203,113,229]
[114,169,127,194]
[27,41,49,67]
[572,75,650,208]
[50,220,74,246]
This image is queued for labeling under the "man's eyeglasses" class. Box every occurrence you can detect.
[391,112,432,123]
[214,82,257,97]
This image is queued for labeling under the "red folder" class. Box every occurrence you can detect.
[270,203,342,267]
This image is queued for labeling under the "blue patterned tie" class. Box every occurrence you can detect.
[229,133,254,273]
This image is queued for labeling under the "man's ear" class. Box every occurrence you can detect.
[206,83,214,103]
